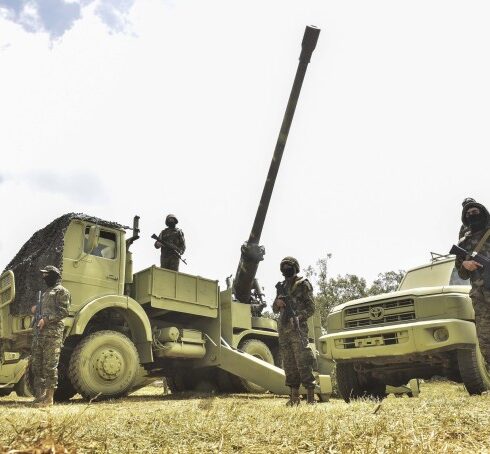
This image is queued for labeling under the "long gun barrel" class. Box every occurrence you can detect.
[233,25,321,304]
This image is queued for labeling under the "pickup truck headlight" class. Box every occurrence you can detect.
[433,327,449,342]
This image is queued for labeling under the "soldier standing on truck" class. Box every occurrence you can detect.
[455,200,490,369]
[272,256,317,405]
[154,214,186,272]
[30,266,70,407]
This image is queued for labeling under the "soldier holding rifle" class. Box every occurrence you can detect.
[273,256,316,405]
[30,266,70,407]
[454,200,490,369]
[154,214,186,271]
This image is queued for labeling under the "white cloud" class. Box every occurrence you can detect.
[0,0,135,38]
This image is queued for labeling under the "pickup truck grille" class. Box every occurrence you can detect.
[335,330,409,349]
[343,299,415,328]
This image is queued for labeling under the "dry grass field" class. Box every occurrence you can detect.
[0,381,489,453]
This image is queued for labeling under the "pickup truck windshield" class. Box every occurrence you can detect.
[398,259,470,291]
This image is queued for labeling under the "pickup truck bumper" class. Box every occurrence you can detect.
[319,319,476,361]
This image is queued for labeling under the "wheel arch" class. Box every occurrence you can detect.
[235,329,278,346]
[68,295,153,363]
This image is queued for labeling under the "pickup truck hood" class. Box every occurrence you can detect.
[333,285,470,313]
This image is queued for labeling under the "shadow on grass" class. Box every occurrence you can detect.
[75,391,287,405]
[1,391,290,407]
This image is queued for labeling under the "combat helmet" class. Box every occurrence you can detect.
[165,214,178,226]
[280,256,300,274]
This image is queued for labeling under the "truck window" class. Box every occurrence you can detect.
[84,228,117,259]
[398,260,470,290]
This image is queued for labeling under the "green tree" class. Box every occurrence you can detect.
[315,274,368,325]
[307,255,406,327]
[368,270,405,296]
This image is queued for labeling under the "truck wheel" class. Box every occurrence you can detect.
[235,339,275,393]
[55,348,77,401]
[69,330,139,399]
[216,369,236,393]
[14,371,33,397]
[336,363,386,402]
[457,346,490,395]
[166,373,187,393]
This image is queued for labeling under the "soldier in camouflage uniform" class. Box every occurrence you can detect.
[154,214,186,271]
[30,266,70,407]
[272,256,317,405]
[455,200,490,371]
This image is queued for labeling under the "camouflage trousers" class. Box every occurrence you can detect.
[471,287,490,365]
[31,333,63,390]
[278,325,316,389]
[160,254,180,272]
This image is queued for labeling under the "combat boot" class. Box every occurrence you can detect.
[30,388,46,405]
[35,388,54,408]
[306,388,316,405]
[286,387,300,406]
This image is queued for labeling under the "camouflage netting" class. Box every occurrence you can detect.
[3,213,125,316]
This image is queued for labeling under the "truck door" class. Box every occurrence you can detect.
[62,221,124,312]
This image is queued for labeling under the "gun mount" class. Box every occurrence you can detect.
[233,25,320,305]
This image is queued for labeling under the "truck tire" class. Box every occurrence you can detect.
[55,348,77,401]
[336,363,387,402]
[14,371,32,397]
[457,346,490,395]
[166,369,218,393]
[235,339,275,393]
[69,330,139,399]
[166,373,187,393]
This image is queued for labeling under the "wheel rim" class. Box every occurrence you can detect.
[89,345,128,385]
[95,348,124,381]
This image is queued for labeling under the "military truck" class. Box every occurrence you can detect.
[0,26,331,401]
[319,254,490,401]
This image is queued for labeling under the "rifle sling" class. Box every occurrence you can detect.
[291,277,305,292]
[474,229,490,254]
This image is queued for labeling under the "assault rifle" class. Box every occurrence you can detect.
[275,282,300,330]
[151,234,187,265]
[31,291,42,329]
[450,244,490,290]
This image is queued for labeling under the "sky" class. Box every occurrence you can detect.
[1,0,490,303]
